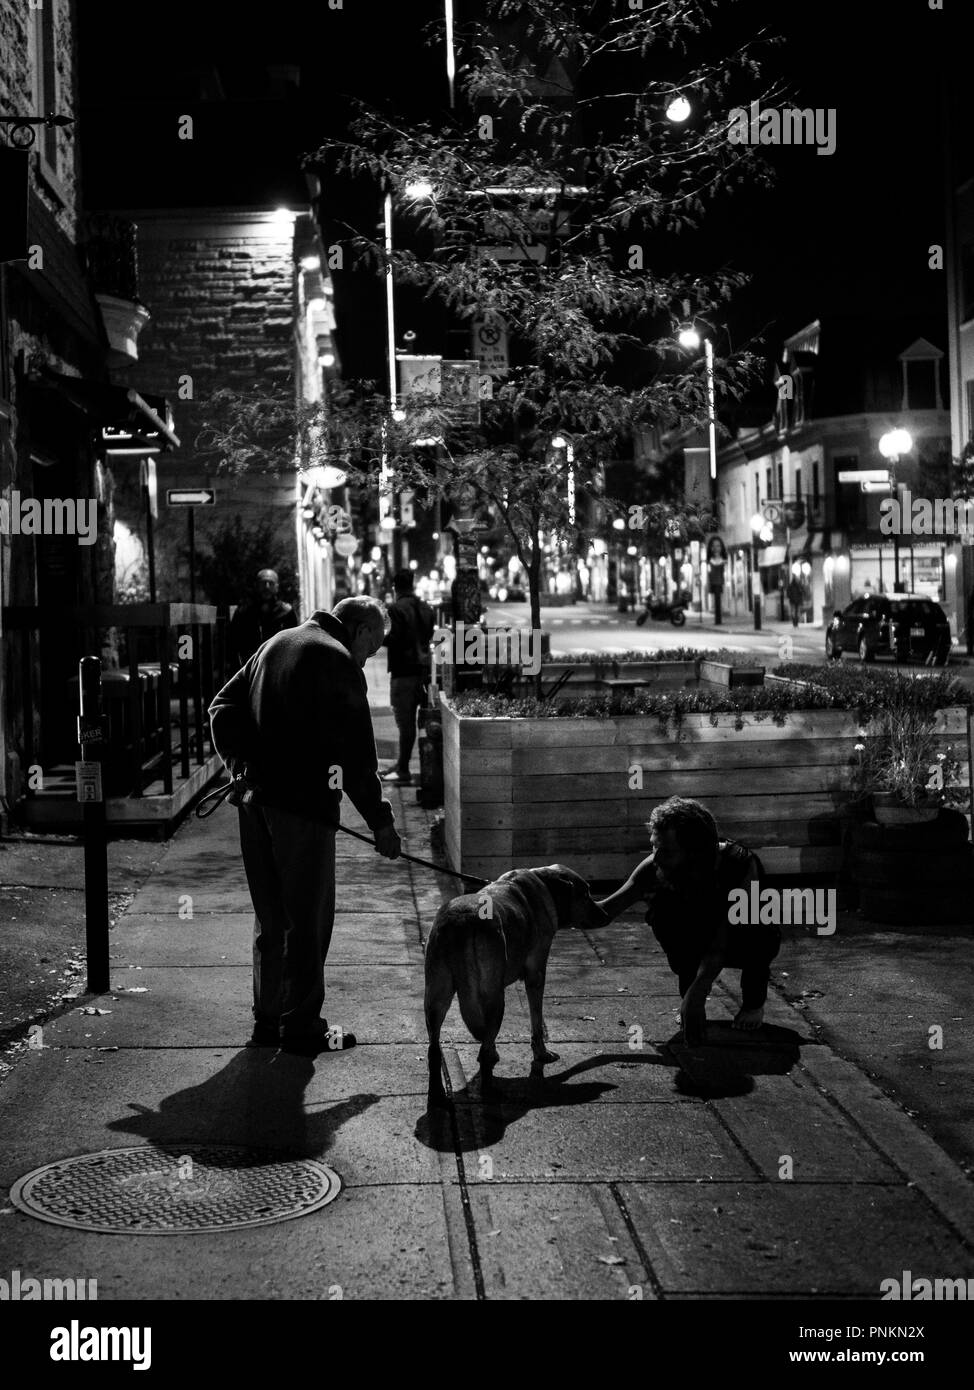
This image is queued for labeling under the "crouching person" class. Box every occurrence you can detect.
[595,797,778,1044]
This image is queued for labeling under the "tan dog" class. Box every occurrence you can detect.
[424,865,609,1108]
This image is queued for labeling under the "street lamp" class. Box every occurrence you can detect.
[879,428,913,593]
[750,513,773,631]
[612,516,628,612]
[666,96,692,123]
[679,326,717,489]
[550,433,576,525]
[380,180,435,561]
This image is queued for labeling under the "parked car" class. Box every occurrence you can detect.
[825,594,951,665]
[488,582,527,602]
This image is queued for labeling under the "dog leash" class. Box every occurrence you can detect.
[195,778,488,889]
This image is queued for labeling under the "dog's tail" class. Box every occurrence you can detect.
[454,931,504,1042]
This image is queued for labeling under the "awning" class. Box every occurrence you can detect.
[32,368,180,450]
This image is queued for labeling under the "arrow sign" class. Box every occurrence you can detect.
[167,489,216,506]
[838,470,890,485]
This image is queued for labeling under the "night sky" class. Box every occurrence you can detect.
[77,0,961,387]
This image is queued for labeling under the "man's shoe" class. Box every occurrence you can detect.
[380,769,412,785]
[280,1027,357,1057]
[247,1021,280,1048]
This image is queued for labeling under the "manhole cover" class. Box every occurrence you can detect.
[9,1146,341,1234]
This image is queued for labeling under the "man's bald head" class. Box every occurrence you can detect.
[333,597,389,667]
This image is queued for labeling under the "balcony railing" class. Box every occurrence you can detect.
[78,214,141,303]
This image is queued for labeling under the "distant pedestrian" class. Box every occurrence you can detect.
[228,568,298,668]
[209,597,402,1055]
[381,570,436,786]
[595,797,776,1044]
[786,573,803,627]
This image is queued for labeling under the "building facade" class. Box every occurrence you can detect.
[0,0,172,818]
[104,205,343,618]
[715,318,951,628]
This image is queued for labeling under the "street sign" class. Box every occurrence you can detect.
[472,318,509,377]
[75,761,103,803]
[475,243,545,263]
[167,489,216,506]
[838,470,890,485]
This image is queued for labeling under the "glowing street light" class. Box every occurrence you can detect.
[879,428,913,462]
[879,429,913,592]
[666,96,692,123]
[678,327,701,350]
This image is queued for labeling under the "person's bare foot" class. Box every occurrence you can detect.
[733,1006,764,1031]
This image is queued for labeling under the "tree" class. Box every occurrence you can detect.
[195,1,779,652]
[302,0,779,637]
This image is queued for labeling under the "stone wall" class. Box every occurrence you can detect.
[109,209,302,608]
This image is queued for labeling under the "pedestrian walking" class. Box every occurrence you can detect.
[381,570,436,786]
[209,597,402,1055]
[228,568,299,668]
[786,572,803,628]
[595,797,777,1044]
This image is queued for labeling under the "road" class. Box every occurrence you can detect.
[482,601,974,684]
[484,600,826,663]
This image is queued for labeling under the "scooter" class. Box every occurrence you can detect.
[635,589,690,627]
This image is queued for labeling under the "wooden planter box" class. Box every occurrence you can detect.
[442,697,972,884]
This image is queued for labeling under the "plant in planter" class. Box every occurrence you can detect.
[850,682,970,823]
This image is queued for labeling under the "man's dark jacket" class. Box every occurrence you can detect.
[383,594,436,678]
[209,611,393,830]
[228,598,298,667]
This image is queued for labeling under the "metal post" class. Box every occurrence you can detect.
[77,657,110,995]
[705,337,717,485]
[377,195,399,581]
[444,0,456,110]
[188,508,196,603]
[143,481,157,603]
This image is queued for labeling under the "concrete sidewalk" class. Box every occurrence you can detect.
[1,768,973,1300]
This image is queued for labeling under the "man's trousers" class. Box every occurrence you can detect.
[238,802,337,1039]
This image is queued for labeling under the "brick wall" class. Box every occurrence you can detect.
[0,0,80,241]
[109,209,303,608]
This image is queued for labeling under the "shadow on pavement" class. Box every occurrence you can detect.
[105,1048,381,1161]
[415,1022,812,1149]
[664,1021,808,1098]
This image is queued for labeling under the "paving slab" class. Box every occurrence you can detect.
[468,1184,650,1300]
[110,914,417,969]
[0,1186,471,1301]
[617,1182,974,1297]
[452,1101,758,1181]
[39,966,426,1048]
[451,1043,691,1103]
[711,1072,902,1181]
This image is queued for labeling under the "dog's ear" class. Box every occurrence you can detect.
[539,865,584,921]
